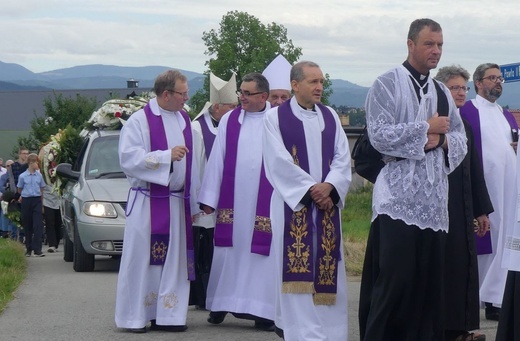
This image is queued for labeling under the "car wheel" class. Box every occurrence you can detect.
[73,220,95,272]
[63,230,73,262]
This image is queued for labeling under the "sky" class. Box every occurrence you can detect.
[2,0,519,87]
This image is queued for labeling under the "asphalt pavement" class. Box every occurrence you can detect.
[0,249,498,340]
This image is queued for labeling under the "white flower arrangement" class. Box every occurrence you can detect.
[83,92,155,133]
[39,130,63,193]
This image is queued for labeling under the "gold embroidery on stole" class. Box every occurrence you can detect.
[314,207,338,305]
[151,241,168,262]
[216,208,234,224]
[254,215,272,232]
[282,207,313,294]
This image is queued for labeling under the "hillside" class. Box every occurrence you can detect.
[1,61,520,108]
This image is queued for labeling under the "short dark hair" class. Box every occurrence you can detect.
[242,72,269,94]
[290,61,320,82]
[434,65,470,84]
[473,63,500,92]
[408,18,442,43]
[154,70,187,96]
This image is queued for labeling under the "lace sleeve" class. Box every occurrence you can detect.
[366,73,429,160]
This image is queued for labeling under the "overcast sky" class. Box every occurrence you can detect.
[2,1,519,87]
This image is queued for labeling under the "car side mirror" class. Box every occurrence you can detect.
[56,163,80,181]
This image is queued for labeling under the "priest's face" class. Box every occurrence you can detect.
[268,89,291,107]
[292,66,324,109]
[238,81,268,112]
[445,75,468,108]
[164,81,189,112]
[477,68,503,103]
[407,26,443,74]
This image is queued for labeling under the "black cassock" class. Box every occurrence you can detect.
[445,119,494,332]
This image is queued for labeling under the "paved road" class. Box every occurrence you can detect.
[0,250,498,340]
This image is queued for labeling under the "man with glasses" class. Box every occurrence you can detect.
[460,63,518,321]
[435,65,493,341]
[115,70,201,333]
[198,73,276,331]
[190,72,237,311]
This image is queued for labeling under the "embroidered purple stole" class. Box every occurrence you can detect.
[460,100,519,255]
[278,101,341,305]
[197,114,216,160]
[144,104,195,280]
[214,106,274,256]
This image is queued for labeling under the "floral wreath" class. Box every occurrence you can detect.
[40,93,155,194]
[83,92,155,131]
[39,131,63,192]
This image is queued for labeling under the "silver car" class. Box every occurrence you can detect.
[57,130,128,272]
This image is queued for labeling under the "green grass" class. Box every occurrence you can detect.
[342,184,373,275]
[0,238,27,314]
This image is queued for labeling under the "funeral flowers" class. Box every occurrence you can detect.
[84,93,154,131]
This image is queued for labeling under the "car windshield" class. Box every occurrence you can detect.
[85,135,125,179]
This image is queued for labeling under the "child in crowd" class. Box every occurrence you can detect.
[17,153,46,257]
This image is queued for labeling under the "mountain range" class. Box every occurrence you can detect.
[1,61,520,108]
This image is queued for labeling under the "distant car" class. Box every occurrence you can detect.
[57,129,128,272]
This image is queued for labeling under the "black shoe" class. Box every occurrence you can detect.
[33,252,45,257]
[274,326,284,339]
[128,327,147,333]
[254,320,275,332]
[150,320,187,332]
[207,311,227,324]
[25,252,31,257]
[485,303,500,321]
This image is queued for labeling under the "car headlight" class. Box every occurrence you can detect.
[83,202,117,218]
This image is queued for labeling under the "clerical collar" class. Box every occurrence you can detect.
[210,114,219,127]
[402,60,429,86]
[297,102,316,111]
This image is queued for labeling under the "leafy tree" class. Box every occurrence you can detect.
[189,10,303,114]
[11,92,97,157]
[322,73,333,106]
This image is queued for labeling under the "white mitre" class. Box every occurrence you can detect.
[194,72,237,120]
[262,54,292,91]
[209,72,238,104]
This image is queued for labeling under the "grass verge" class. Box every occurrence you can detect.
[343,184,372,276]
[0,238,27,314]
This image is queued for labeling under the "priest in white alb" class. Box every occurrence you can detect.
[115,70,200,333]
[263,60,352,341]
[190,72,238,310]
[198,72,275,331]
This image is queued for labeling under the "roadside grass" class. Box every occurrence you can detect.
[0,239,26,314]
[343,184,372,276]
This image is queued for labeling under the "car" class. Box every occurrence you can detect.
[56,129,128,272]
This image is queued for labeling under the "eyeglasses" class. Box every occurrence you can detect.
[166,89,189,98]
[236,90,264,98]
[448,86,470,93]
[480,75,505,84]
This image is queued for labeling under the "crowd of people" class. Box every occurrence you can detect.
[4,15,520,341]
[0,147,63,257]
[113,17,520,341]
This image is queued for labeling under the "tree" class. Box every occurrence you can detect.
[11,92,97,157]
[189,11,303,114]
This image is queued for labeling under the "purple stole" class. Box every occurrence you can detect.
[214,106,274,256]
[278,101,341,305]
[143,104,195,280]
[460,100,519,255]
[197,114,216,160]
